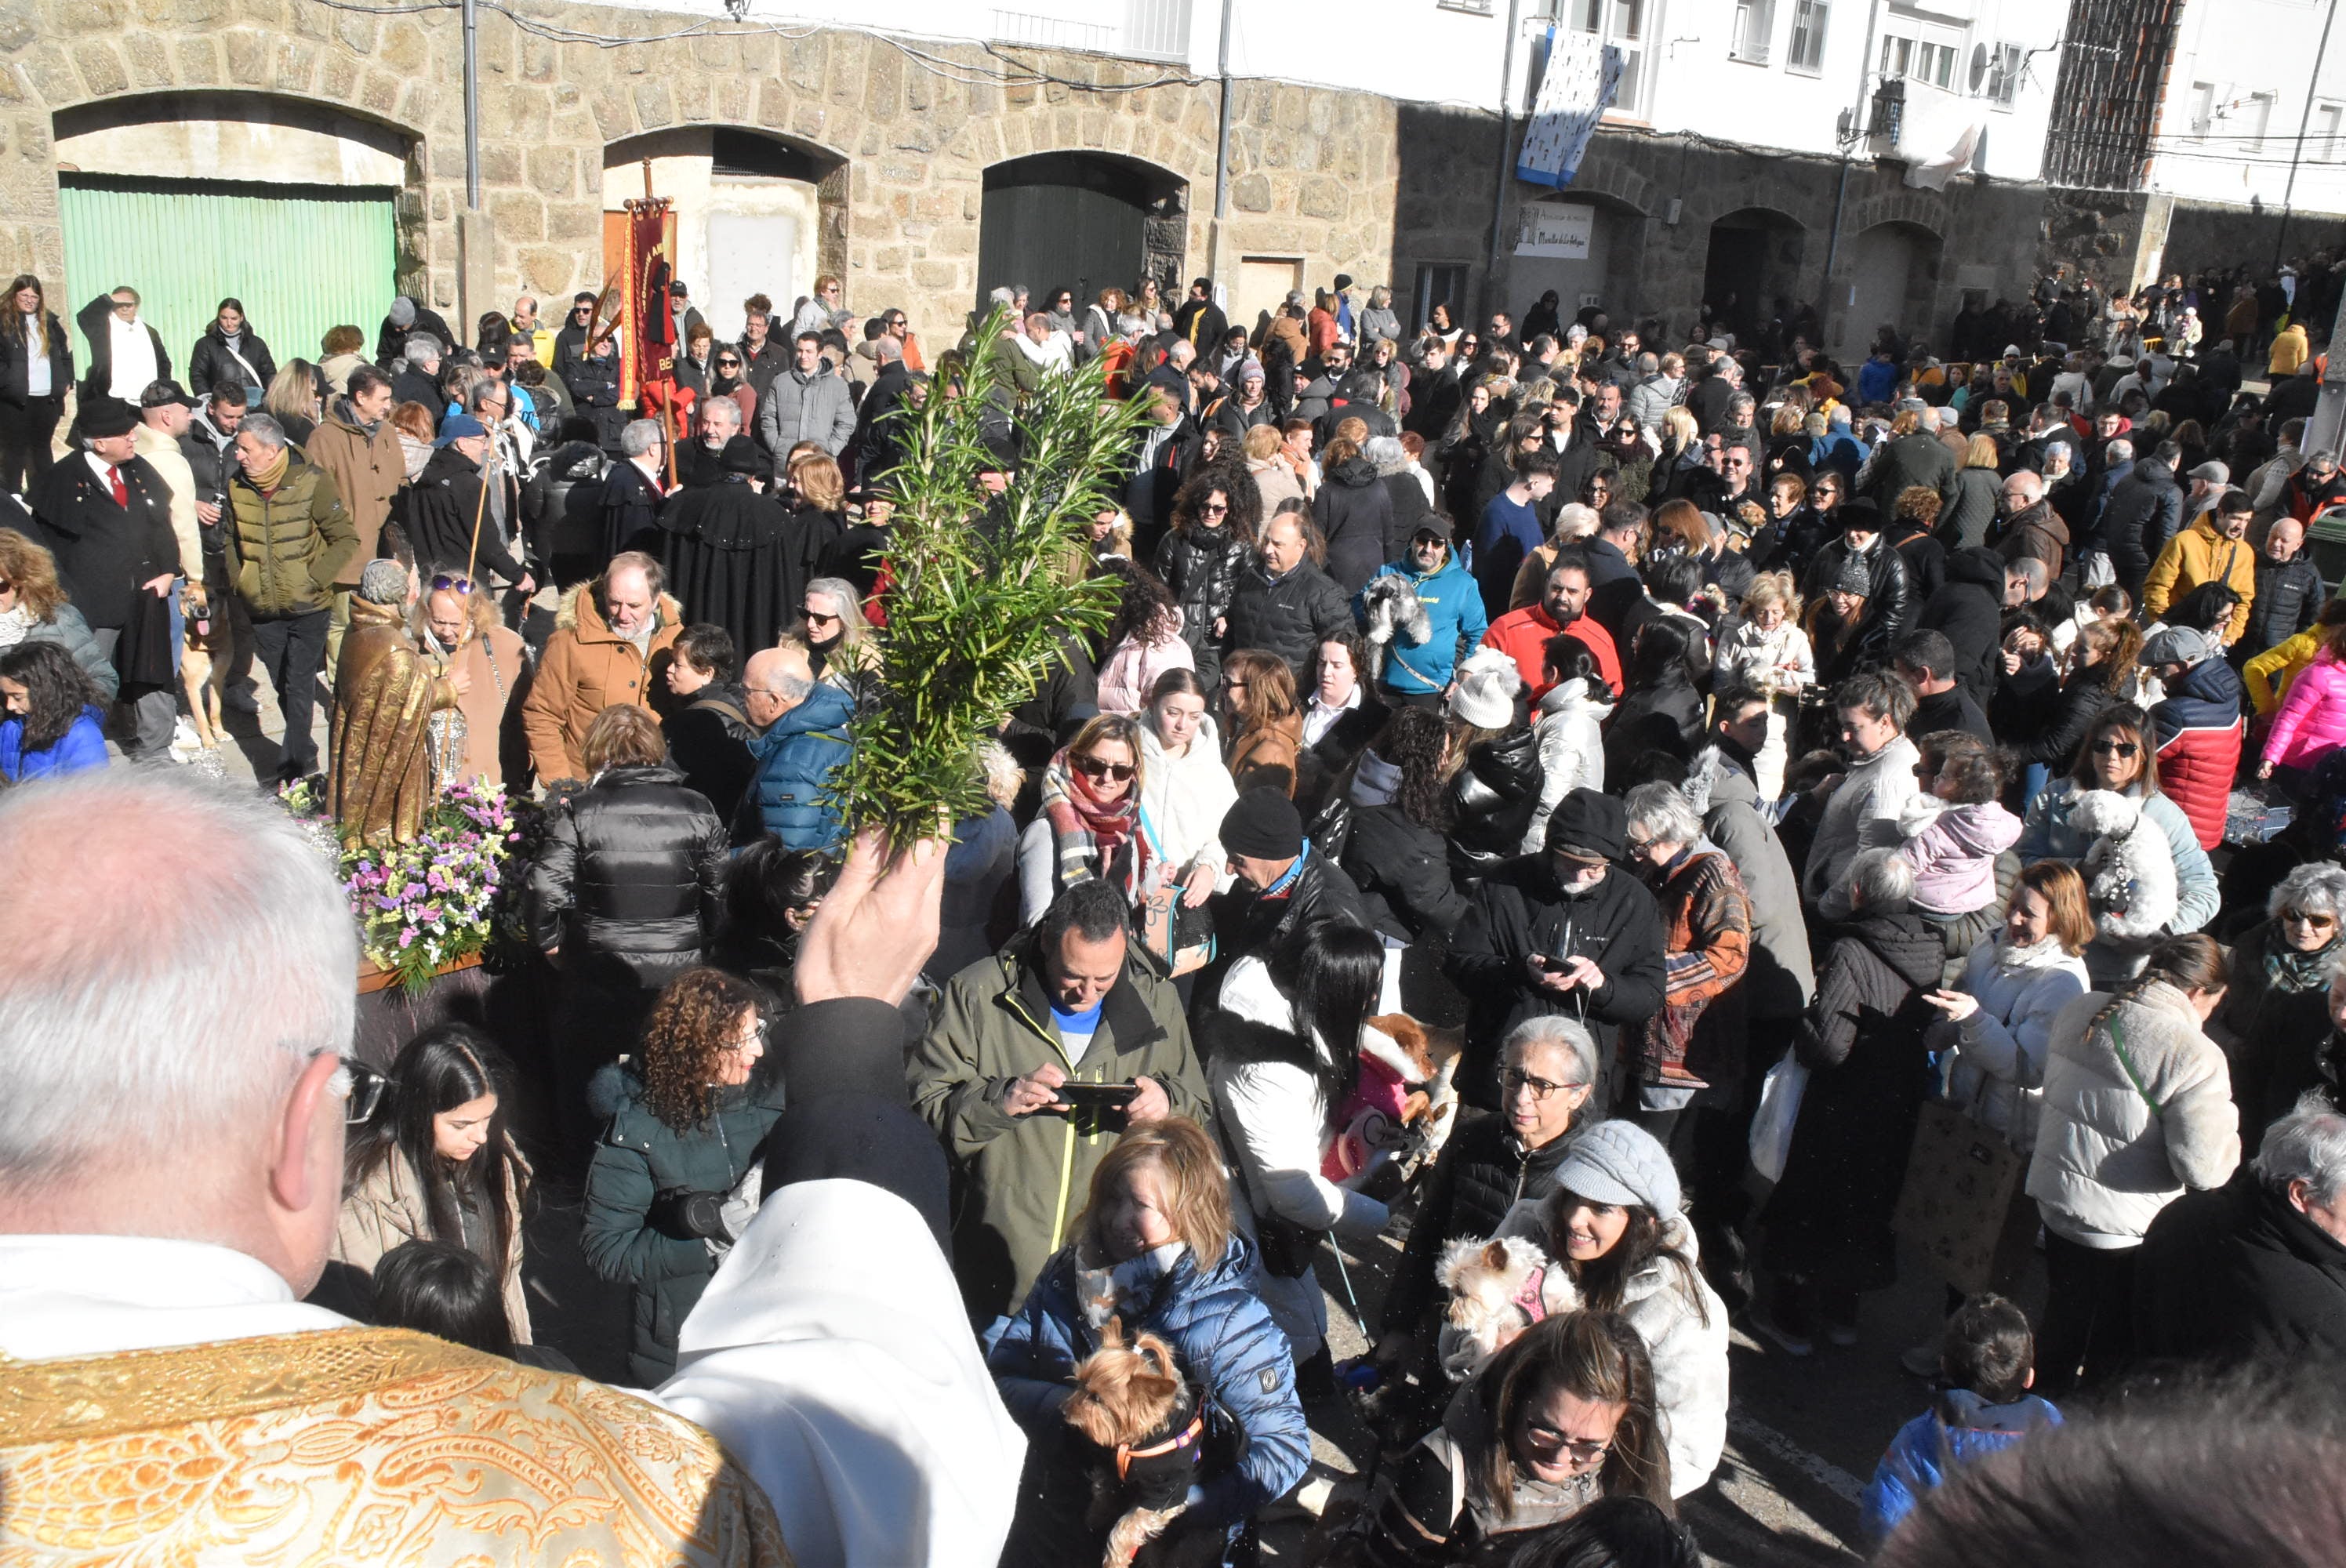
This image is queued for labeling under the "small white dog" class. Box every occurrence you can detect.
[1434,1234,1556,1381]
[2071,788,2178,940]
[1358,574,1429,685]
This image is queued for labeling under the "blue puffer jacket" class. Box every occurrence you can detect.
[1357,554,1489,696]
[0,706,109,782]
[737,681,855,851]
[990,1236,1308,1559]
[1862,1388,2062,1544]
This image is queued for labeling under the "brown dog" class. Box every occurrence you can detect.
[1062,1321,1210,1568]
[179,580,223,749]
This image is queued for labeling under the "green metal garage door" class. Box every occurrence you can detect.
[59,174,396,396]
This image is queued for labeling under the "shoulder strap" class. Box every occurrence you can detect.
[2106,1019,2164,1115]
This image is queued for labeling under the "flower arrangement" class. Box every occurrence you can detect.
[343,780,525,993]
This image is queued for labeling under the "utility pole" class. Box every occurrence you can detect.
[1212,0,1236,223]
[456,0,494,347]
[462,0,481,209]
[2275,0,2342,268]
[1484,0,1527,318]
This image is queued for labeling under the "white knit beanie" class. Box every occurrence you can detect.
[1447,647,1523,730]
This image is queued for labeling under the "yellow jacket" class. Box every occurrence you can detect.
[2142,515,2257,642]
[2246,628,2320,716]
[2270,324,2311,377]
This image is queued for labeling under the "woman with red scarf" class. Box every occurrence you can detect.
[1015,713,1153,926]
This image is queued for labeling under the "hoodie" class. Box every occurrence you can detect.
[1862,1388,2063,1544]
[1898,797,2023,917]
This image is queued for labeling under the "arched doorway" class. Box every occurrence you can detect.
[975,154,1186,313]
[1839,221,1943,361]
[604,129,847,346]
[53,92,410,383]
[1701,209,1807,345]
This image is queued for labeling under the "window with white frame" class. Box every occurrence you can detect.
[2319,101,2343,162]
[2243,89,2276,153]
[2187,82,2214,140]
[1985,42,2024,108]
[1880,32,1956,90]
[1731,0,1775,64]
[1786,0,1828,73]
[1574,0,1648,114]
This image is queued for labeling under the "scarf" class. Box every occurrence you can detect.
[332,394,380,439]
[1993,935,2078,978]
[2266,931,2340,994]
[1040,750,1146,898]
[1073,1240,1186,1332]
[248,445,290,494]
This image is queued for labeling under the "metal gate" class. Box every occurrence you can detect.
[59,174,397,391]
[976,154,1173,314]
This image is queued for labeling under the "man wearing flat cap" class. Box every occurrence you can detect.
[1447,787,1668,1112]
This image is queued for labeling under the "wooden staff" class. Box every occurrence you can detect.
[463,437,498,590]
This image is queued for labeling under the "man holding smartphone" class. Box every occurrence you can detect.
[911,880,1213,1326]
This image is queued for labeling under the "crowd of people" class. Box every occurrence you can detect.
[6,249,2346,1568]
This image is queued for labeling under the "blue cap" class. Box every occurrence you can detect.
[434,412,488,446]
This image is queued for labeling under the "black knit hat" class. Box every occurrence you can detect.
[1543,788,1625,862]
[1220,787,1302,858]
[721,434,765,476]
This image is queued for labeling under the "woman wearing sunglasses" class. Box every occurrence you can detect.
[581,966,784,1384]
[2017,706,2219,984]
[1017,712,1149,927]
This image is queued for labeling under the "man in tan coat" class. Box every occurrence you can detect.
[132,381,205,581]
[308,365,407,670]
[520,549,682,783]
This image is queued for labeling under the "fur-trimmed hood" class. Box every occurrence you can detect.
[554,579,685,641]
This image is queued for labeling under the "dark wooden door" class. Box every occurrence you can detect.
[977,154,1153,313]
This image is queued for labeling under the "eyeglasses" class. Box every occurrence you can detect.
[1526,1428,1614,1467]
[430,575,473,593]
[2090,740,2140,758]
[1624,829,1655,852]
[332,1057,387,1126]
[1198,502,1228,515]
[1912,762,1941,778]
[2282,909,2340,927]
[0,579,13,593]
[803,608,841,626]
[1501,1068,1585,1102]
[1072,753,1136,783]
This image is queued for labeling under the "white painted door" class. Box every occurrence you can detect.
[704,211,799,343]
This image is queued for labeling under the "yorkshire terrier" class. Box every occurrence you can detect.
[1435,1234,1559,1381]
[1063,1321,1211,1568]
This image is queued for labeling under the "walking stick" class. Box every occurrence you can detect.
[463,437,503,597]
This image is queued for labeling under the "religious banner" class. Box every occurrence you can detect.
[626,199,677,395]
[1516,27,1622,192]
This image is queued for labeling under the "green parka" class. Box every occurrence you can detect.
[910,931,1213,1323]
[226,455,358,618]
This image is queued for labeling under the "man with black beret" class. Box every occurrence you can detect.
[1446,787,1669,1112]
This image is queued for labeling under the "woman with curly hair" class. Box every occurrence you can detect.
[1153,468,1260,693]
[0,529,115,701]
[580,965,785,1383]
[333,1024,533,1343]
[1222,647,1305,797]
[1094,557,1194,714]
[0,640,107,782]
[1338,704,1468,944]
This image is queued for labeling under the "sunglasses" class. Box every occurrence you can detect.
[430,575,473,593]
[0,579,13,593]
[803,608,841,626]
[717,359,741,368]
[1198,502,1228,515]
[1073,753,1135,783]
[2090,740,2140,758]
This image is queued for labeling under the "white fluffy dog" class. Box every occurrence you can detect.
[2071,788,2178,941]
[1433,1235,1557,1381]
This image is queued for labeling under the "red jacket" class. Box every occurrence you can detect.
[1483,605,1621,701]
[2151,656,2247,851]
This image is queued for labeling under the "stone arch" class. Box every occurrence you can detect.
[976,151,1190,310]
[603,127,850,340]
[1702,205,1809,343]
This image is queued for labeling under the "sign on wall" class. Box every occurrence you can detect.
[1516,27,1622,191]
[1516,201,1595,258]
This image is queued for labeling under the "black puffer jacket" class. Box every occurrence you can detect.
[1314,455,1395,591]
[1446,728,1544,877]
[186,323,278,401]
[1918,546,2006,707]
[2098,458,2183,597]
[1154,522,1251,688]
[524,440,608,575]
[1381,1113,1580,1339]
[525,763,728,993]
[1222,558,1355,690]
[1342,800,1469,943]
[2016,675,2116,772]
[1803,535,1913,671]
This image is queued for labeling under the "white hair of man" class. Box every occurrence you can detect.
[2007,470,2046,505]
[701,397,743,435]
[1549,502,1600,542]
[1501,1014,1598,1088]
[0,772,355,1204]
[2106,438,2134,463]
[975,737,1024,809]
[620,418,664,459]
[404,336,442,366]
[988,285,1016,307]
[2253,1093,2346,1208]
[238,412,289,449]
[1624,782,1704,852]
[1847,845,1916,910]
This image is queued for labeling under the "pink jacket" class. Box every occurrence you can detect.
[1095,611,1195,715]
[2263,652,2346,773]
[1899,799,2023,917]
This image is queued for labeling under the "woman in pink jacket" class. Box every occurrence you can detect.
[1094,557,1194,715]
[2261,620,2346,796]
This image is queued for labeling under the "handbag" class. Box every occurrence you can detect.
[1892,1094,2028,1295]
[1746,1049,1808,1185]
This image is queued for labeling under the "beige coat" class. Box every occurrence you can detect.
[131,420,203,577]
[520,580,684,783]
[421,619,530,788]
[307,408,409,586]
[334,1147,533,1343]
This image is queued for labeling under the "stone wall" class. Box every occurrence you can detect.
[0,0,1422,348]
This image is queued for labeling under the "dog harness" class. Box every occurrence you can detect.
[1509,1265,1549,1328]
[1110,1384,1205,1513]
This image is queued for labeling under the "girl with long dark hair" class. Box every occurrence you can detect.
[0,274,70,493]
[0,640,105,783]
[334,1024,534,1345]
[1204,916,1396,1389]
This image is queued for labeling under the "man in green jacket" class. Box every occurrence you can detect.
[225,412,358,784]
[910,880,1213,1324]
